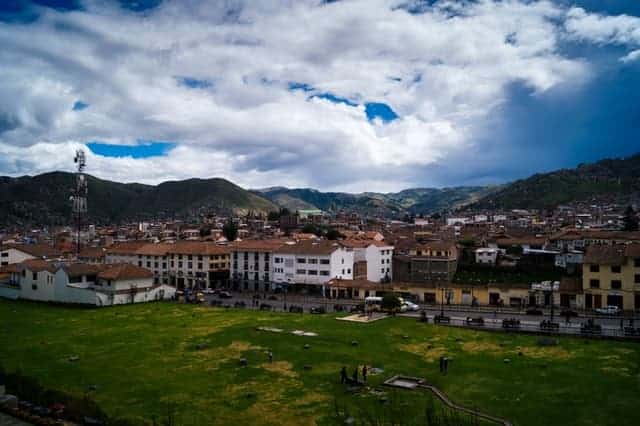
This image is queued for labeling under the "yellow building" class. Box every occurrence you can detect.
[582,244,640,311]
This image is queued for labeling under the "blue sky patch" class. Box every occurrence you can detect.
[0,0,82,23]
[119,0,162,13]
[365,102,399,122]
[87,141,176,159]
[72,101,89,111]
[311,93,358,107]
[176,76,213,89]
[288,82,314,92]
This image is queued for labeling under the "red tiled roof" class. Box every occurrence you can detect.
[97,263,153,281]
[4,244,61,259]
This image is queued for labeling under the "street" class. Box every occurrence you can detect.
[200,291,639,339]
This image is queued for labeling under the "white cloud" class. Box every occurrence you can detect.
[564,7,640,56]
[0,0,636,191]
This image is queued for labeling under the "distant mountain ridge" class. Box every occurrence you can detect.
[0,172,277,226]
[255,186,497,215]
[467,153,640,211]
[2,153,638,227]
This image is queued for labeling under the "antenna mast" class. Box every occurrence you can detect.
[71,149,87,257]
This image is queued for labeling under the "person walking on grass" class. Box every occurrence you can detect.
[268,350,273,363]
[340,366,347,384]
[362,365,368,383]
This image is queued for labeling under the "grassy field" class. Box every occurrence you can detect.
[1,300,639,425]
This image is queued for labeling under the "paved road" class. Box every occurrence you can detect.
[199,291,639,339]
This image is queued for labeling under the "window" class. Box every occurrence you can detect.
[308,270,318,275]
[635,274,640,284]
[275,257,282,263]
[308,258,317,264]
[611,280,622,290]
[0,252,7,257]
[611,265,621,274]
[347,269,351,274]
[188,262,193,269]
[32,284,37,290]
[320,270,329,276]
[381,268,385,273]
[635,258,640,268]
[198,263,203,270]
[146,261,151,268]
[590,279,600,289]
[320,259,330,265]
[32,272,37,280]
[296,269,306,275]
[297,258,306,264]
[589,265,599,273]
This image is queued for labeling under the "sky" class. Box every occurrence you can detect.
[0,0,639,192]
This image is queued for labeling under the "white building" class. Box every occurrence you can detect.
[105,241,230,290]
[0,244,62,267]
[340,239,393,282]
[1,260,175,306]
[475,248,499,265]
[273,240,354,294]
[230,239,285,292]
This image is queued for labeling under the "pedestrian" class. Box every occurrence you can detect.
[443,357,449,375]
[439,356,444,373]
[362,365,368,383]
[268,350,273,363]
[340,366,347,384]
[352,367,358,383]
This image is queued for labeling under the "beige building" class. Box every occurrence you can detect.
[582,244,640,311]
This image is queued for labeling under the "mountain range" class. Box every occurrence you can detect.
[1,153,638,227]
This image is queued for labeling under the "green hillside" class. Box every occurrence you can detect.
[468,154,640,210]
[0,172,277,225]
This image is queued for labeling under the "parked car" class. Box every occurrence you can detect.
[400,301,420,312]
[526,307,543,316]
[595,305,621,315]
[218,291,233,299]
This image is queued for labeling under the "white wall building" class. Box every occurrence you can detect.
[340,240,393,282]
[273,240,354,293]
[0,244,62,267]
[1,260,175,306]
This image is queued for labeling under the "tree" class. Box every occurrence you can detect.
[199,226,212,238]
[222,219,238,241]
[325,228,343,240]
[623,206,639,231]
[381,294,401,313]
[301,223,319,235]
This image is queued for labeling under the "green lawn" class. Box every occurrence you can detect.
[0,300,639,425]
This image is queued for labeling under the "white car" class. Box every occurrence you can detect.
[401,301,420,312]
[595,305,621,315]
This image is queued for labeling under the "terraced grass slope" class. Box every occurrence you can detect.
[0,300,638,425]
